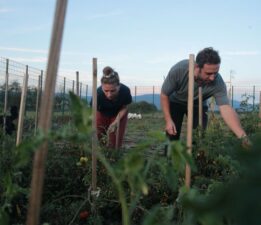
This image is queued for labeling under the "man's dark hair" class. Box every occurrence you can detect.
[196,47,221,68]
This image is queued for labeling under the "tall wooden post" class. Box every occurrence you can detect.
[185,54,194,188]
[26,1,68,224]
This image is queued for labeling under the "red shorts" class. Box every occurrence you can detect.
[96,111,128,149]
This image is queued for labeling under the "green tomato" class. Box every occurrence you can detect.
[80,156,88,165]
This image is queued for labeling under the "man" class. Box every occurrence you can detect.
[161,47,247,142]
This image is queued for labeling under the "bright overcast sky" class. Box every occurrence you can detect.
[0,0,260,86]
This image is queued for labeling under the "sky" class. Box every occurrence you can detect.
[0,0,261,86]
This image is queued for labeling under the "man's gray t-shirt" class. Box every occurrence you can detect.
[161,59,229,106]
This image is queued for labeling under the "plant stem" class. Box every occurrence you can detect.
[96,151,130,225]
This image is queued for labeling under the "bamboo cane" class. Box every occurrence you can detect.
[26,1,68,224]
[185,54,195,188]
[92,58,98,191]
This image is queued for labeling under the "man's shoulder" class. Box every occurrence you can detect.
[214,74,226,87]
[175,59,189,68]
[167,59,189,81]
[170,59,189,73]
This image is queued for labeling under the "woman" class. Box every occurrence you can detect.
[94,66,132,149]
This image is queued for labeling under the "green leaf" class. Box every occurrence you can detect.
[69,91,92,133]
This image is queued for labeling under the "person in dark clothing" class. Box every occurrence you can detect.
[91,66,132,149]
[161,47,248,143]
[0,105,19,135]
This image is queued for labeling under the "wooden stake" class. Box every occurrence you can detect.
[26,1,68,224]
[16,65,29,146]
[92,58,98,191]
[198,86,203,127]
[185,54,194,188]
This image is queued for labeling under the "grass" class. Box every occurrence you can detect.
[123,112,166,153]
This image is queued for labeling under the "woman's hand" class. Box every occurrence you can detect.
[108,121,118,133]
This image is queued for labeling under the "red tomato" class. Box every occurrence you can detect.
[80,210,89,219]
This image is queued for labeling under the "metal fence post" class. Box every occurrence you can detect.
[86,84,88,102]
[253,85,255,111]
[135,86,137,103]
[34,75,42,135]
[76,71,79,96]
[80,82,82,99]
[259,91,261,126]
[3,58,9,133]
[152,86,155,105]
[62,77,66,116]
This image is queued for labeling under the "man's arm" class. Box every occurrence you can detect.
[219,104,246,138]
[160,92,177,135]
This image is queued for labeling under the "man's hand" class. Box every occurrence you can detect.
[165,120,177,136]
[241,135,252,150]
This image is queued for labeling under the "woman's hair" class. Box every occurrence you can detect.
[101,66,120,85]
[196,47,221,68]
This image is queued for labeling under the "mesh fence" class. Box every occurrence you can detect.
[1,56,260,114]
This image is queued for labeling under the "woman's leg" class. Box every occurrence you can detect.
[108,113,128,149]
[96,111,110,145]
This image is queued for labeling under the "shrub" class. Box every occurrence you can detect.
[128,101,157,114]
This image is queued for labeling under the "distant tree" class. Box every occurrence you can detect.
[128,101,158,113]
[0,81,21,109]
